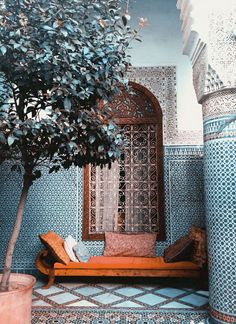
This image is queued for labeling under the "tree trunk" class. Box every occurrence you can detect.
[0,174,31,291]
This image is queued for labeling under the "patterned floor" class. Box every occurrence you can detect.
[32,308,210,323]
[32,278,209,310]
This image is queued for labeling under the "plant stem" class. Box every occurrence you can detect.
[0,173,31,291]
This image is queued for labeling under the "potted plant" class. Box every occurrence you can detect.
[0,0,140,321]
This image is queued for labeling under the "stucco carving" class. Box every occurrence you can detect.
[192,45,208,101]
[202,89,236,121]
[178,0,236,103]
[127,66,178,144]
[127,66,203,145]
[208,7,236,88]
[193,51,226,103]
[205,65,224,94]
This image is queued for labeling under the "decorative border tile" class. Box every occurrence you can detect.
[204,115,236,142]
[210,306,236,323]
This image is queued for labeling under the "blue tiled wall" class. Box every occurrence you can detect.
[0,146,205,272]
[204,116,236,317]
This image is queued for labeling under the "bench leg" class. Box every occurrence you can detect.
[43,270,55,289]
[196,270,208,290]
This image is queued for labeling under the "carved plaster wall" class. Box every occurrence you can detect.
[177,0,236,104]
[127,66,203,145]
[202,89,236,121]
[127,66,178,144]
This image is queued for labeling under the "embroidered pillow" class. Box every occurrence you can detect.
[103,232,157,257]
[73,242,91,263]
[164,235,194,263]
[64,235,79,262]
[39,231,70,265]
[189,226,207,266]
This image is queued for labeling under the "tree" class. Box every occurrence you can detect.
[0,0,137,291]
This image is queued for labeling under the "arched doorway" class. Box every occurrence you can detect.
[83,82,165,241]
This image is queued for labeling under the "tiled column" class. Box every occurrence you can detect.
[177,0,236,322]
[202,89,236,323]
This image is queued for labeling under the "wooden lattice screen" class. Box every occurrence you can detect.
[83,82,165,240]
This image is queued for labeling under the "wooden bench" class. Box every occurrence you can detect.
[36,249,204,289]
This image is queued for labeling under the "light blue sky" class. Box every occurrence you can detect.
[128,0,203,131]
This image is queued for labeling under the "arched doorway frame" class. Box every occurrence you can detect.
[83,81,165,241]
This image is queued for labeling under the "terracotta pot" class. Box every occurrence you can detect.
[0,273,36,324]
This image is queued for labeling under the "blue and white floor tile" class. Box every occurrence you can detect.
[32,278,209,310]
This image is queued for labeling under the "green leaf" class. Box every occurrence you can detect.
[61,29,68,37]
[98,145,104,152]
[42,25,54,31]
[63,97,72,111]
[83,47,90,55]
[0,46,7,55]
[53,21,59,28]
[0,133,6,144]
[13,129,23,138]
[108,150,113,157]
[7,135,17,146]
[89,135,96,144]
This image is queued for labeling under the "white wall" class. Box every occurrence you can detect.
[129,0,203,131]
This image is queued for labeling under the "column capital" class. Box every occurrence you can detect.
[177,0,236,103]
[201,88,236,121]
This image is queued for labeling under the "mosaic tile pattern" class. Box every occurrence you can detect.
[32,279,209,310]
[210,306,236,324]
[32,308,210,324]
[168,159,205,242]
[164,146,205,248]
[0,164,78,270]
[0,146,205,271]
[204,115,236,141]
[204,133,236,316]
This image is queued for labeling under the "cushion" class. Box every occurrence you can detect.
[103,232,157,257]
[39,231,70,265]
[164,235,194,263]
[64,235,79,262]
[73,242,91,262]
[189,226,207,266]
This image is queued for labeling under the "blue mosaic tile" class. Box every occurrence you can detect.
[160,301,192,309]
[34,279,209,310]
[204,121,236,316]
[0,146,205,272]
[115,287,143,297]
[68,300,98,307]
[179,294,208,307]
[74,286,103,297]
[113,301,143,308]
[0,164,78,269]
[91,293,123,304]
[134,293,167,306]
[47,292,79,304]
[35,286,64,296]
[156,288,186,298]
